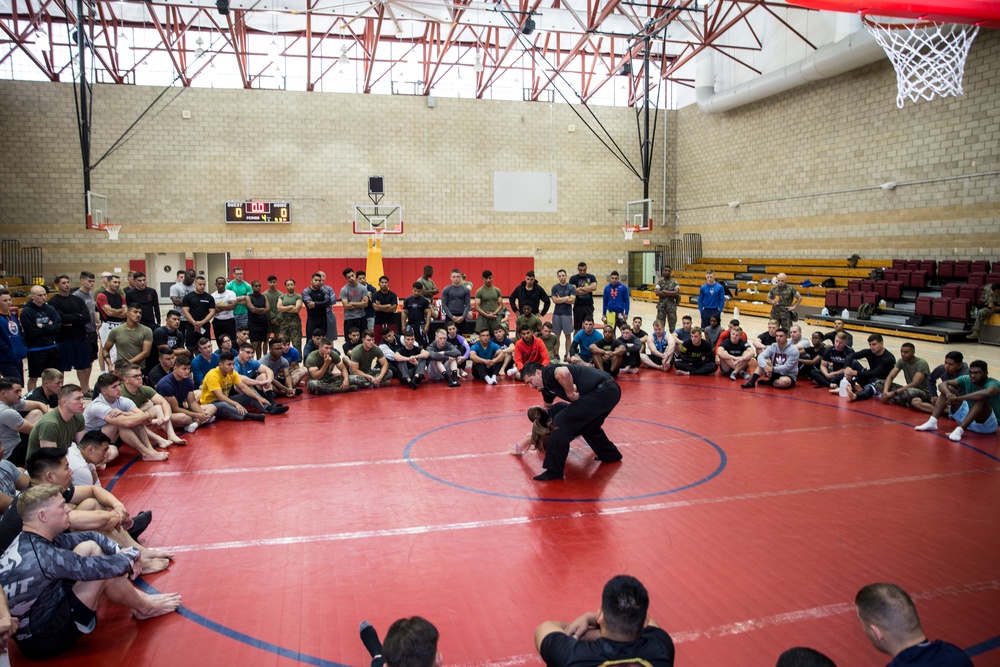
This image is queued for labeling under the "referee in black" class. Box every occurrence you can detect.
[521,362,623,480]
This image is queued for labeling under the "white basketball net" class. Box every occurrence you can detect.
[103,224,122,241]
[622,226,637,241]
[863,17,979,108]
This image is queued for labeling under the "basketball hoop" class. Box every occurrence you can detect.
[102,224,122,241]
[862,16,979,108]
[372,226,385,241]
[622,225,639,241]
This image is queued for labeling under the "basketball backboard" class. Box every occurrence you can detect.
[87,191,108,230]
[626,199,653,232]
[353,204,404,236]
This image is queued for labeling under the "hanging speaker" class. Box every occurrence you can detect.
[521,18,535,35]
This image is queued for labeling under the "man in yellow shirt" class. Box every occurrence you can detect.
[199,351,271,422]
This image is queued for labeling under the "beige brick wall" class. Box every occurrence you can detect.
[674,28,1000,262]
[0,82,667,282]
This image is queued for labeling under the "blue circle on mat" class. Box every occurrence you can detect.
[404,414,727,503]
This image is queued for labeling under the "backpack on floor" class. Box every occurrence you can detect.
[857,302,876,320]
[820,278,836,288]
[869,268,884,281]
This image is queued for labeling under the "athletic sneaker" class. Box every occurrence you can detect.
[729,371,737,381]
[741,371,752,380]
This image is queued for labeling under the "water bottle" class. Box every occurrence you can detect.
[841,308,850,319]
[733,306,740,319]
[839,377,849,397]
[821,307,830,317]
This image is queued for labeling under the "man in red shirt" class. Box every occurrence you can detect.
[513,324,550,381]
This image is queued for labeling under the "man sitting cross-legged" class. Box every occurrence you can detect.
[716,325,754,381]
[146,346,177,389]
[233,343,290,414]
[640,320,674,372]
[425,329,463,387]
[393,330,430,389]
[469,329,504,385]
[0,484,181,660]
[350,330,394,388]
[915,351,969,413]
[259,338,303,399]
[742,327,800,389]
[83,373,168,462]
[810,331,853,389]
[614,326,643,374]
[117,362,187,447]
[591,325,625,376]
[513,325,551,381]
[199,351,269,422]
[915,359,999,442]
[673,327,717,377]
[305,338,361,394]
[568,318,603,367]
[155,354,216,434]
[753,319,779,354]
[491,326,517,377]
[535,574,675,667]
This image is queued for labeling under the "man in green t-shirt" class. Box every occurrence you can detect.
[227,266,253,331]
[879,342,932,409]
[475,270,506,334]
[26,384,89,461]
[263,275,283,338]
[304,339,359,394]
[102,305,153,368]
[350,331,393,388]
[916,359,1000,442]
[118,363,187,446]
[417,265,439,301]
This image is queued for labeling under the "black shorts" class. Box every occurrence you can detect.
[573,302,595,330]
[248,319,269,343]
[26,347,62,378]
[16,584,95,660]
[86,331,99,361]
[58,339,91,372]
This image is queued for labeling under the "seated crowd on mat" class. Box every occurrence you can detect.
[354,576,974,667]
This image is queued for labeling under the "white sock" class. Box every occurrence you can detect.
[915,417,938,431]
[948,426,964,442]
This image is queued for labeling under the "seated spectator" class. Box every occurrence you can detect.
[66,429,113,488]
[280,334,303,370]
[359,616,440,667]
[538,322,560,363]
[0,377,47,463]
[615,327,643,374]
[716,326,754,381]
[875,343,932,409]
[788,324,807,350]
[25,384,91,462]
[444,322,471,376]
[673,315,693,344]
[591,326,625,376]
[823,319,853,348]
[640,320,674,372]
[191,337,218,387]
[393,330,430,389]
[968,282,999,341]
[84,373,167,462]
[568,318,601,367]
[516,304,544,335]
[703,314,723,347]
[425,329,462,387]
[350,331,394,388]
[0,484,180,660]
[915,360,999,442]
[798,331,826,378]
[302,327,326,360]
[305,338,360,394]
[469,329,503,385]
[673,327,717,377]
[146,346,177,388]
[199,351,269,422]
[811,332,853,389]
[775,647,835,667]
[629,317,649,348]
[0,449,29,512]
[492,326,517,376]
[513,325,551,380]
[842,334,896,401]
[262,338,307,394]
[25,368,63,409]
[742,327,799,389]
[922,351,969,405]
[714,318,747,356]
[155,355,216,434]
[535,575,674,667]
[118,363,187,446]
[342,328,363,359]
[234,343,289,413]
[754,319,779,354]
[211,334,234,365]
[855,583,972,666]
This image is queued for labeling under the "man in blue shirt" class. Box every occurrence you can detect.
[569,318,604,366]
[697,269,726,329]
[601,272,630,332]
[234,343,288,414]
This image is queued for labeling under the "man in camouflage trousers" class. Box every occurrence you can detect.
[767,273,802,331]
[654,265,681,333]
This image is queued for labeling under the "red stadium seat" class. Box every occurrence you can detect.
[910,270,926,289]
[860,280,874,293]
[955,261,971,278]
[849,292,863,309]
[971,260,990,274]
[932,297,950,319]
[906,260,920,272]
[959,285,978,302]
[892,259,906,271]
[874,281,888,299]
[883,269,898,282]
[897,270,912,288]
[968,272,985,286]
[976,286,986,306]
[862,292,878,306]
[949,298,970,322]
[915,296,932,317]
[942,284,960,299]
[987,274,1000,285]
[938,261,954,278]
[837,291,850,309]
[886,281,902,300]
[848,279,861,292]
[825,291,839,309]
[919,260,936,277]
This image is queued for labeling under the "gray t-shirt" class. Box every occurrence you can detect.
[260,353,291,377]
[0,401,27,459]
[0,459,21,495]
[340,283,369,323]
[83,394,137,431]
[551,283,575,316]
[169,282,195,304]
[72,288,98,333]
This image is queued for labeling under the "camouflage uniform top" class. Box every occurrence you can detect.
[655,277,680,306]
[768,284,800,308]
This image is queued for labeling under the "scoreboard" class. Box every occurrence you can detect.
[225,201,291,223]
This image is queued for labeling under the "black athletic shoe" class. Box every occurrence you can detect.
[408,379,419,390]
[127,511,153,541]
[533,470,564,481]
[741,381,756,389]
[360,621,383,659]
[269,404,289,415]
[245,413,266,422]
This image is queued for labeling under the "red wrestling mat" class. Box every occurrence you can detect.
[21,376,1000,667]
